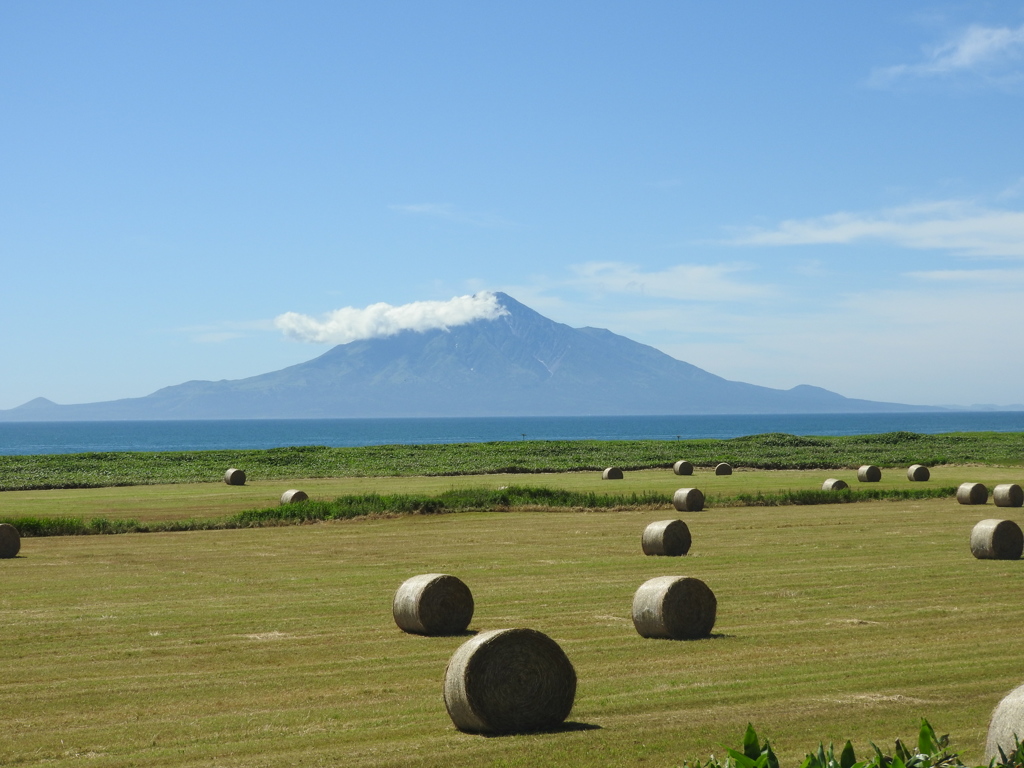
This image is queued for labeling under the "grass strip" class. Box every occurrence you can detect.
[731,485,958,506]
[3,430,1023,492]
[0,484,958,537]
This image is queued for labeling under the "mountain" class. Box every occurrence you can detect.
[0,293,938,421]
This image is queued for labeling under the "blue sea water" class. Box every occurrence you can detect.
[1,412,1024,455]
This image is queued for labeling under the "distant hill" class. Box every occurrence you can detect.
[0,293,939,421]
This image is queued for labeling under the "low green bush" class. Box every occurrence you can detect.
[229,486,669,526]
[732,487,958,506]
[686,721,1021,768]
[0,484,962,537]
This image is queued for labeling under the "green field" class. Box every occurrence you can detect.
[4,430,1024,491]
[0,463,1014,531]
[1,437,1023,767]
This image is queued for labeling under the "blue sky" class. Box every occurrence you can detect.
[3,2,1024,410]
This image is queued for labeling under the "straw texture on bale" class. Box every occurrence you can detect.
[224,468,246,486]
[602,467,623,480]
[822,478,849,491]
[0,523,21,559]
[672,487,705,512]
[393,573,474,636]
[673,460,694,476]
[714,463,732,476]
[443,628,576,734]
[642,519,692,557]
[957,482,989,505]
[994,484,1024,508]
[907,464,930,481]
[986,683,1024,762]
[280,489,308,504]
[857,465,881,482]
[970,519,1024,561]
[632,575,717,640]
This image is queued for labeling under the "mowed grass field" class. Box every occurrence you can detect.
[0,463,1016,523]
[1,464,1024,767]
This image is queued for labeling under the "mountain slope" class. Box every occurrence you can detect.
[0,293,935,420]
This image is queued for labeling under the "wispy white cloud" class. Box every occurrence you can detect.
[192,332,246,344]
[179,320,275,344]
[499,251,1024,404]
[567,261,774,301]
[907,267,1024,284]
[793,259,828,278]
[998,177,1024,200]
[391,203,459,218]
[869,23,1024,85]
[274,292,508,344]
[728,200,1024,258]
[655,283,1024,405]
[390,203,514,227]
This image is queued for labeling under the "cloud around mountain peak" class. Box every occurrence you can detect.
[274,292,509,344]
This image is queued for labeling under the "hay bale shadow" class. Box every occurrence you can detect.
[480,721,602,737]
[409,629,478,638]
[643,631,734,642]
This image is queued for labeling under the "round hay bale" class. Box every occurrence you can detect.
[970,519,1024,560]
[986,683,1024,762]
[224,468,246,486]
[957,482,989,505]
[280,489,308,504]
[642,519,692,556]
[907,464,930,481]
[393,573,474,636]
[602,467,623,480]
[822,478,848,491]
[632,575,717,640]
[857,465,881,482]
[714,463,732,476]
[443,627,576,734]
[673,460,694,476]
[994,483,1024,508]
[671,487,705,512]
[0,523,21,559]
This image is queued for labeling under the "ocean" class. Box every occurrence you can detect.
[1,412,1023,456]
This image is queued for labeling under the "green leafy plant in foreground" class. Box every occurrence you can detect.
[718,722,779,768]
[686,721,1024,768]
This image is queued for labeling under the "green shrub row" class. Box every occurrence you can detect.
[0,484,958,537]
[732,487,958,506]
[230,486,669,525]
